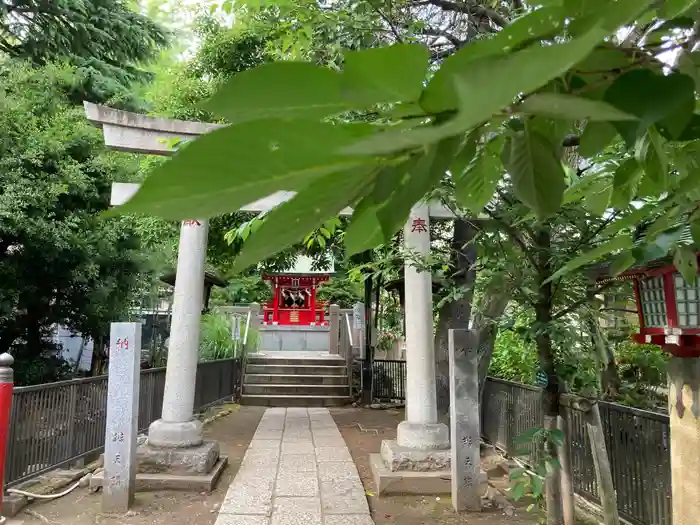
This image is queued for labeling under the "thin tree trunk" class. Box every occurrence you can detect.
[586,402,620,525]
[435,219,477,419]
[557,393,576,525]
[534,222,563,525]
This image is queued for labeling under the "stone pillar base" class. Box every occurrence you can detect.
[137,440,220,475]
[370,438,453,496]
[91,441,226,492]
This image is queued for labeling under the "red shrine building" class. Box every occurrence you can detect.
[595,252,700,358]
[262,256,333,327]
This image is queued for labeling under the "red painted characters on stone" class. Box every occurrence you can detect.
[183,219,201,227]
[115,338,129,351]
[411,218,428,233]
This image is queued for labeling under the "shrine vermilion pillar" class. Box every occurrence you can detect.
[667,356,700,525]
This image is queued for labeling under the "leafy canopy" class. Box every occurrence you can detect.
[118,0,700,278]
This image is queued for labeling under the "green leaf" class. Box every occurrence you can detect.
[611,158,642,208]
[202,62,349,123]
[529,474,544,499]
[692,220,700,246]
[659,0,698,19]
[376,135,462,238]
[604,70,696,146]
[579,122,619,157]
[455,150,502,212]
[504,126,566,219]
[518,93,637,121]
[341,44,430,105]
[233,166,376,272]
[674,246,698,284]
[344,26,608,156]
[548,428,565,447]
[600,207,655,237]
[449,129,480,178]
[514,426,541,445]
[113,119,377,220]
[344,201,384,256]
[637,128,669,191]
[547,235,634,282]
[511,482,527,501]
[508,467,527,480]
[610,250,636,276]
[420,6,568,114]
[583,179,612,216]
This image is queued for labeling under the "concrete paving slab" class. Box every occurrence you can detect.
[279,453,317,472]
[323,516,375,525]
[275,470,319,497]
[315,447,353,462]
[215,408,370,525]
[215,516,271,525]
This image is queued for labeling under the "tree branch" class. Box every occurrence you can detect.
[552,282,614,320]
[421,0,509,28]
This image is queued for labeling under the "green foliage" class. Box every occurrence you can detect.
[0,0,169,111]
[489,328,539,384]
[199,311,239,360]
[0,61,149,383]
[509,426,564,506]
[211,275,272,306]
[316,277,362,308]
[118,0,700,285]
[615,340,669,396]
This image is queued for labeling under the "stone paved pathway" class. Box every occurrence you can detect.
[215,407,374,525]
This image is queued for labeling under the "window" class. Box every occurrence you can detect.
[639,276,667,328]
[674,273,700,328]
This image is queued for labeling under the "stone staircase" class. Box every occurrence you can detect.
[241,354,350,407]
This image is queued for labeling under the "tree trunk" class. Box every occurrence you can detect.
[474,278,510,402]
[534,223,563,525]
[586,402,620,525]
[434,219,478,419]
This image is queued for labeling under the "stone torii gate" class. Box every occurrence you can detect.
[84,101,465,490]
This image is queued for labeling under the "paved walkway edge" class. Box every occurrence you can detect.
[215,407,374,525]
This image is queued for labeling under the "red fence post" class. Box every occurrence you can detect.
[0,353,13,519]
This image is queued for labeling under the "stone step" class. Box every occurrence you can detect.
[243,383,349,396]
[244,374,348,385]
[246,355,345,366]
[245,364,347,376]
[241,394,349,407]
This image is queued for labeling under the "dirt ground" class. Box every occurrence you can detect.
[12,404,266,525]
[329,407,543,525]
[11,406,571,525]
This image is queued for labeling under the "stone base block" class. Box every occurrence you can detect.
[380,439,451,472]
[137,440,219,475]
[91,456,227,492]
[370,454,488,497]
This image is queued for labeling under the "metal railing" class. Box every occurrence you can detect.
[358,363,671,525]
[370,359,407,400]
[5,358,241,488]
[482,377,671,525]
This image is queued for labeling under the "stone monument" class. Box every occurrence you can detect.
[448,329,482,512]
[102,323,140,513]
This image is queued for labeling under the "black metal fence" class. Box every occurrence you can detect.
[482,377,671,525]
[371,359,406,400]
[362,362,671,525]
[5,358,242,488]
